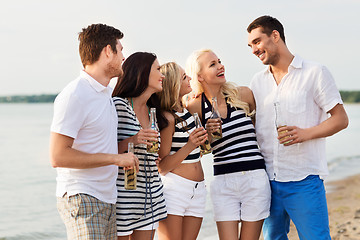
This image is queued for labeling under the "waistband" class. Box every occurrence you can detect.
[213,159,265,176]
[161,172,205,188]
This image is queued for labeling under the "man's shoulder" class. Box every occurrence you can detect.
[59,76,89,96]
[249,68,269,89]
[298,57,326,73]
[252,67,268,79]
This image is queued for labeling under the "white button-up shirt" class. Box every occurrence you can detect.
[51,71,119,203]
[250,55,343,182]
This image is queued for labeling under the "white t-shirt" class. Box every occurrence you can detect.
[51,71,118,204]
[250,55,343,182]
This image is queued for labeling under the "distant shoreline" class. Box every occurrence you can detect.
[0,94,57,103]
[0,91,359,103]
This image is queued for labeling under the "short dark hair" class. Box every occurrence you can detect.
[78,23,124,67]
[247,15,286,44]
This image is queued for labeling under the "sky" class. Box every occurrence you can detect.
[1,0,359,96]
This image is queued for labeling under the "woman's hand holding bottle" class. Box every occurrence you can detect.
[132,128,159,146]
[187,127,208,150]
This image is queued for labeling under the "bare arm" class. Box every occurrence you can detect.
[158,112,207,175]
[187,96,202,117]
[279,104,348,145]
[50,132,139,170]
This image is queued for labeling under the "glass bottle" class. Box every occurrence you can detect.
[209,97,222,139]
[274,102,290,144]
[193,112,212,155]
[147,108,160,153]
[124,142,137,190]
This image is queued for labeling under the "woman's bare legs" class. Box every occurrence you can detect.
[239,220,264,240]
[158,214,203,240]
[216,220,264,240]
[158,215,183,240]
[182,216,203,240]
[130,230,155,240]
[216,221,239,240]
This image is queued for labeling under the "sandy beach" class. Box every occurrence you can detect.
[283,174,360,240]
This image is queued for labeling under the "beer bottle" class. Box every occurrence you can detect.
[193,112,212,155]
[209,97,222,139]
[147,108,160,153]
[124,142,137,190]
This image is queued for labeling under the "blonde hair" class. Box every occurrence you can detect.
[185,49,252,116]
[158,62,189,130]
[158,62,182,112]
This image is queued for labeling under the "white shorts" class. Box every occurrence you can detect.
[161,172,206,218]
[210,169,271,222]
[117,222,159,236]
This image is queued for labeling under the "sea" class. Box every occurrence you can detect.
[0,103,359,240]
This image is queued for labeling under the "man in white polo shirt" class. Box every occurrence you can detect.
[247,16,348,240]
[50,24,139,240]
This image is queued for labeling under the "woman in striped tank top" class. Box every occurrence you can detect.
[186,49,271,240]
[112,52,167,240]
[156,62,208,240]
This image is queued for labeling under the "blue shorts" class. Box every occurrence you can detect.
[263,175,331,240]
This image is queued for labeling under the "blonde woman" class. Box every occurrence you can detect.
[157,62,208,240]
[186,49,271,240]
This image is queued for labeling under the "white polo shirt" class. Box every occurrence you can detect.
[250,55,343,182]
[51,71,118,203]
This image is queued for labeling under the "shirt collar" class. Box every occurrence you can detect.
[80,70,108,93]
[265,54,303,74]
[290,54,303,69]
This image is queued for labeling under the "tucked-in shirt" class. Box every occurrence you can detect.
[51,70,118,204]
[250,55,343,182]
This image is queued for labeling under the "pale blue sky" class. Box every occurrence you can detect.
[1,0,359,96]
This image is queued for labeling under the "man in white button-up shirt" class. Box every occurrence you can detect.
[50,24,139,240]
[247,16,348,240]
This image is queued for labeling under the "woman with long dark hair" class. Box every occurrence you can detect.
[112,52,167,240]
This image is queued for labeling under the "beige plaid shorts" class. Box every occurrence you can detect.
[57,193,116,240]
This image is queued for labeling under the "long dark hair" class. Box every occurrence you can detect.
[112,52,168,130]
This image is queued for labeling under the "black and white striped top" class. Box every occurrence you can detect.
[170,109,201,163]
[113,97,167,233]
[201,93,265,176]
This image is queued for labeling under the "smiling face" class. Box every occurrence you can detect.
[178,67,192,97]
[148,58,164,93]
[198,51,226,86]
[248,27,280,66]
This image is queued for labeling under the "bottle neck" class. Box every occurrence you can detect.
[149,110,157,129]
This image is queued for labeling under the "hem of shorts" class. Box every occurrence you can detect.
[116,216,167,236]
[214,216,240,222]
[166,212,204,218]
[241,212,270,222]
